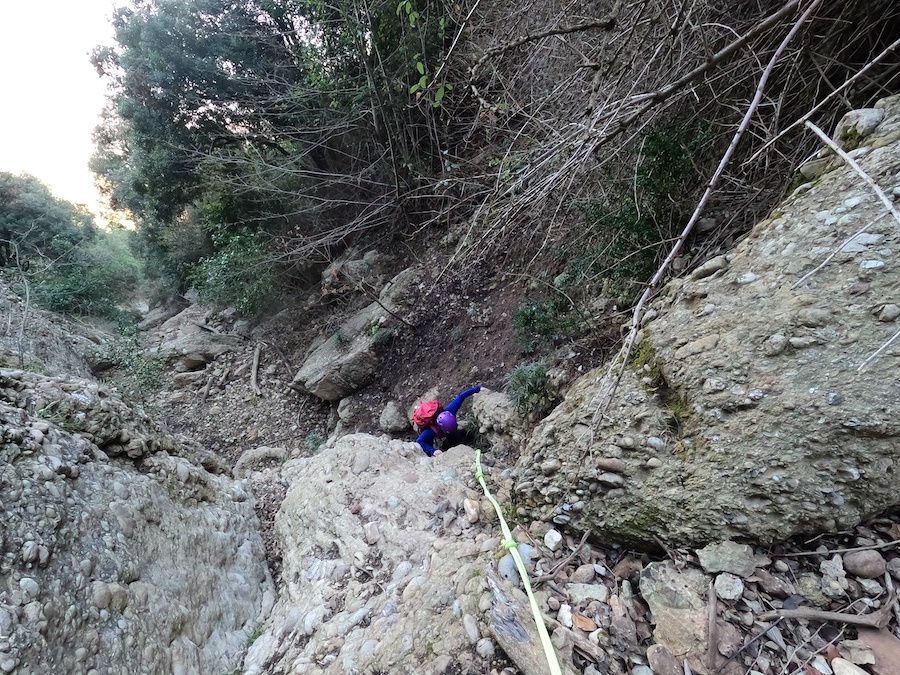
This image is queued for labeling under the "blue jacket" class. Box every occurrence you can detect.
[416,386,481,456]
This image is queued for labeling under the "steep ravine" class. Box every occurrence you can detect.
[1,98,900,675]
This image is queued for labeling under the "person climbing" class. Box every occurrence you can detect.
[411,386,481,456]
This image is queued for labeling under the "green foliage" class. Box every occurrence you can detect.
[190,229,278,315]
[666,391,691,434]
[244,625,264,647]
[37,405,87,434]
[0,172,142,317]
[106,321,168,396]
[513,290,585,353]
[92,0,456,296]
[504,361,556,420]
[303,432,326,452]
[0,171,95,260]
[32,228,142,316]
[629,335,664,388]
[564,124,710,304]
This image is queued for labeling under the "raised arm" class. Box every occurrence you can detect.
[444,386,481,415]
[415,428,439,456]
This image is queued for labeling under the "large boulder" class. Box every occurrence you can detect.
[0,284,96,378]
[0,368,273,675]
[152,304,243,372]
[292,268,417,400]
[243,434,520,674]
[514,95,900,545]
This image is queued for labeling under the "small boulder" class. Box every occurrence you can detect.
[842,550,886,579]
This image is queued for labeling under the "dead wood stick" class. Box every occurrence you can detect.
[270,342,294,381]
[758,593,895,629]
[588,0,822,436]
[707,580,718,673]
[775,537,900,557]
[472,4,621,73]
[251,343,263,396]
[201,374,214,403]
[543,615,607,664]
[533,530,592,584]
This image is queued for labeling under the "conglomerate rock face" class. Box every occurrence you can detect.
[0,367,273,675]
[243,434,504,675]
[514,94,900,546]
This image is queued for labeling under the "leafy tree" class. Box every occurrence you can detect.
[0,172,96,263]
[0,171,141,316]
[91,0,455,298]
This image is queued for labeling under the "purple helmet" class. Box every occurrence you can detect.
[436,411,458,435]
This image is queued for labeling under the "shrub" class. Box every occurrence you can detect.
[513,293,585,354]
[565,124,711,304]
[303,432,326,452]
[32,227,142,316]
[504,361,556,420]
[189,229,278,315]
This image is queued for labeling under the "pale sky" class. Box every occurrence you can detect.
[0,0,119,217]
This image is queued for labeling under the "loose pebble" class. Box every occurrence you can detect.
[544,529,562,552]
[843,550,886,579]
[714,572,744,601]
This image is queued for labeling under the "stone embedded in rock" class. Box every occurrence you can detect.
[597,472,625,488]
[595,458,627,473]
[842,550,886,579]
[832,108,885,146]
[763,333,788,356]
[873,303,900,322]
[541,458,562,476]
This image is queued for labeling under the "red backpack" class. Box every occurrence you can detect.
[412,399,442,431]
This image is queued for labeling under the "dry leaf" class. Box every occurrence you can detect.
[611,554,644,579]
[856,627,900,675]
[839,638,876,665]
[573,614,597,632]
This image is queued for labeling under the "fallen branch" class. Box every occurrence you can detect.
[471,4,621,74]
[707,580,718,673]
[804,121,900,232]
[590,0,822,434]
[791,212,889,289]
[857,327,900,373]
[201,374,214,403]
[251,343,263,396]
[774,537,900,557]
[533,530,592,584]
[758,593,895,629]
[270,342,295,382]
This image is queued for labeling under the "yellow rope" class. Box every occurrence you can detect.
[475,449,564,675]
